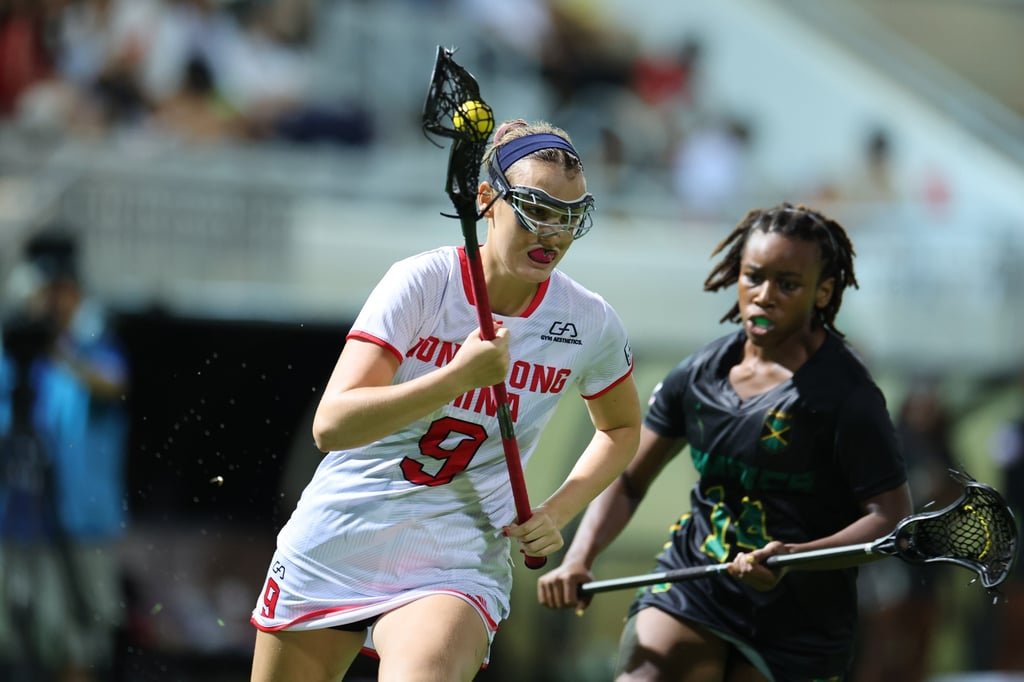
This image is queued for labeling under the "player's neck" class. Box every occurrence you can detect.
[743,326,826,373]
[480,245,542,316]
[486,278,538,316]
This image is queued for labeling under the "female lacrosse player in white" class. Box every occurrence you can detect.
[539,203,912,681]
[249,119,642,682]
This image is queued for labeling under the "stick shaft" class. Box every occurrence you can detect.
[763,542,876,567]
[579,564,728,594]
[461,219,545,569]
[579,541,880,595]
[578,477,1017,596]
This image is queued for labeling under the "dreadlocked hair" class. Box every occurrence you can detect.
[703,202,859,336]
[481,119,584,181]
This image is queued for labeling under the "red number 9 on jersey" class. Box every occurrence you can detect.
[402,417,488,486]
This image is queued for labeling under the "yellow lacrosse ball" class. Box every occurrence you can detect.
[452,100,494,141]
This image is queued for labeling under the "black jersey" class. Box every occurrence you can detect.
[632,330,906,680]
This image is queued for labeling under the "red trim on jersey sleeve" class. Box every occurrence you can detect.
[457,246,550,317]
[581,364,635,400]
[346,331,404,364]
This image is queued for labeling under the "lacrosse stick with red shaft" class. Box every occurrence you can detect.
[580,469,1018,595]
[422,46,545,569]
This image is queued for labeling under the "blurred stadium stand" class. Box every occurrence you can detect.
[1,1,1023,680]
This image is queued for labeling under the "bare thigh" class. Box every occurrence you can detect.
[615,607,728,682]
[371,594,490,682]
[250,627,364,682]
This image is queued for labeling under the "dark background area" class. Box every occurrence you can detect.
[109,311,541,681]
[119,311,350,528]
[111,311,359,681]
[110,312,557,681]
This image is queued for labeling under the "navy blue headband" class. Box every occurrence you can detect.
[495,133,580,173]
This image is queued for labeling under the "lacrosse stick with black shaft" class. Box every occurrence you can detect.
[580,469,1018,595]
[422,46,545,569]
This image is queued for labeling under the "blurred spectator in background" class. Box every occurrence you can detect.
[81,0,153,132]
[4,0,350,144]
[14,0,158,136]
[0,0,60,118]
[987,366,1024,671]
[136,0,233,106]
[457,0,552,68]
[670,114,754,218]
[590,35,706,197]
[539,1,636,111]
[895,381,962,509]
[5,0,154,136]
[858,127,898,202]
[991,367,1024,527]
[197,0,313,138]
[232,0,373,146]
[0,230,130,682]
[630,38,702,113]
[815,126,899,207]
[151,53,241,143]
[853,380,961,682]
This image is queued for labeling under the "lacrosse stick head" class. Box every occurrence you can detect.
[422,46,496,215]
[885,469,1018,591]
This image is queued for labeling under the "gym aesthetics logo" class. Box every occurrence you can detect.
[542,321,582,345]
[760,409,791,454]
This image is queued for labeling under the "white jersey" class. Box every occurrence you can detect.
[252,245,633,642]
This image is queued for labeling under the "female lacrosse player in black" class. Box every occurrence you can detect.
[538,203,912,681]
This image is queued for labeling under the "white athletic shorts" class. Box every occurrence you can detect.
[250,549,501,662]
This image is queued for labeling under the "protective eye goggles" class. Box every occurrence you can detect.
[486,132,595,240]
[504,185,595,239]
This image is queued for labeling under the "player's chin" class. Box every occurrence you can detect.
[743,318,774,339]
[520,256,560,279]
[743,327,771,346]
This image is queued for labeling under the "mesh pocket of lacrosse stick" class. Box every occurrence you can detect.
[423,46,494,142]
[886,473,1018,590]
[422,46,496,209]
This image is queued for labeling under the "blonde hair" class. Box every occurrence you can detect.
[481,119,583,183]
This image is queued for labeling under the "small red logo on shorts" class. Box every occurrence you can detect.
[261,578,280,619]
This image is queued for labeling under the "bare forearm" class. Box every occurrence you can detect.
[560,476,639,568]
[781,485,913,569]
[539,424,639,535]
[312,367,468,451]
